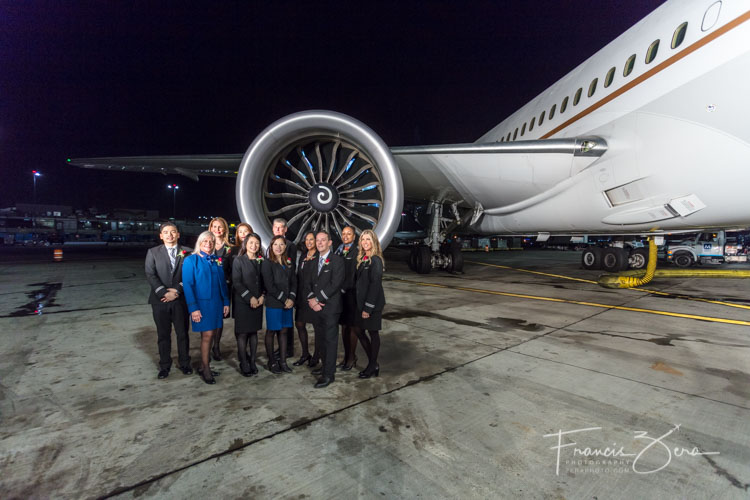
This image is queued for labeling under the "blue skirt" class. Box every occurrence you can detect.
[266,307,293,330]
[191,298,224,332]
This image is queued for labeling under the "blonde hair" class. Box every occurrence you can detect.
[193,231,216,255]
[209,217,230,245]
[356,230,384,268]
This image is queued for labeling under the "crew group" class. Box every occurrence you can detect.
[144,217,385,388]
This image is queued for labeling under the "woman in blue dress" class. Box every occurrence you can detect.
[182,231,230,384]
[260,235,297,374]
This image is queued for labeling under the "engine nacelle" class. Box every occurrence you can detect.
[236,111,403,249]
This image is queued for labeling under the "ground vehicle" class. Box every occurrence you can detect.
[661,231,747,267]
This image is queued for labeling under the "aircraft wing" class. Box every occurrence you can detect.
[67,154,243,181]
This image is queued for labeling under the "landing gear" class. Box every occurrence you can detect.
[601,247,628,272]
[581,247,602,270]
[582,244,649,271]
[408,200,467,274]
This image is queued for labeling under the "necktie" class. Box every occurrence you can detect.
[318,256,325,274]
[168,247,176,271]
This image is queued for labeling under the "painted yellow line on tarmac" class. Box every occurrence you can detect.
[469,260,750,311]
[390,277,750,327]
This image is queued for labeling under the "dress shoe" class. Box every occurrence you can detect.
[314,377,334,388]
[179,366,193,375]
[240,364,252,377]
[249,363,258,375]
[341,356,358,371]
[292,354,311,366]
[157,369,169,379]
[307,357,320,368]
[200,370,216,385]
[311,367,323,376]
[267,361,281,374]
[279,362,293,373]
[359,364,380,379]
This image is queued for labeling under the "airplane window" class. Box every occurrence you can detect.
[521,123,527,136]
[624,54,636,77]
[588,78,598,97]
[645,39,660,64]
[513,128,518,140]
[539,110,545,126]
[561,96,569,113]
[529,116,536,131]
[573,87,582,106]
[672,22,688,48]
[604,67,616,88]
[549,104,556,120]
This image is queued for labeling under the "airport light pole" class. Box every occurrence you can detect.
[32,170,41,203]
[167,184,179,218]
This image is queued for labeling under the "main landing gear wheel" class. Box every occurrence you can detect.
[630,247,649,270]
[450,248,464,273]
[414,246,432,274]
[581,247,602,270]
[601,247,628,272]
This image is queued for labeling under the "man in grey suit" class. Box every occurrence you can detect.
[145,222,192,379]
[304,230,344,388]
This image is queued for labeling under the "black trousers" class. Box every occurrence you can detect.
[151,300,190,370]
[312,311,340,379]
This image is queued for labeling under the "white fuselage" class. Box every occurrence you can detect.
[398,0,750,235]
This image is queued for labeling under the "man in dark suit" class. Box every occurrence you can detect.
[269,217,297,357]
[145,222,192,379]
[304,230,344,388]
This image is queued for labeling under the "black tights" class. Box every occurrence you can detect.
[235,331,258,370]
[353,328,380,372]
[295,321,311,358]
[199,329,216,376]
[341,325,358,366]
[265,328,290,365]
[212,327,224,357]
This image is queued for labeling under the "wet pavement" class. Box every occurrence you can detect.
[0,247,748,499]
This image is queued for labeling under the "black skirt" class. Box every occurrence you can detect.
[338,290,357,326]
[295,302,315,324]
[353,307,382,331]
[233,298,263,333]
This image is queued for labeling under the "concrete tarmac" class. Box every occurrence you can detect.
[1,248,748,499]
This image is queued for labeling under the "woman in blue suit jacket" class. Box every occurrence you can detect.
[183,231,230,384]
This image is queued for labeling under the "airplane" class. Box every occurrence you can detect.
[69,0,750,274]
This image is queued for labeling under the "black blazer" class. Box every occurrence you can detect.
[303,252,345,315]
[296,251,318,307]
[335,243,358,292]
[145,244,190,305]
[232,255,263,304]
[266,238,297,267]
[215,243,234,282]
[355,255,385,314]
[261,258,297,309]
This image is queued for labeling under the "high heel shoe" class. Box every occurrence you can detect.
[249,363,258,375]
[267,361,281,374]
[200,369,216,384]
[342,356,357,371]
[279,362,293,373]
[239,363,252,377]
[292,354,311,366]
[211,345,222,361]
[358,364,379,379]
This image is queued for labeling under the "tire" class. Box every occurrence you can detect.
[450,249,464,273]
[630,247,649,270]
[415,246,432,274]
[408,247,418,271]
[581,247,602,270]
[673,252,693,268]
[601,247,628,272]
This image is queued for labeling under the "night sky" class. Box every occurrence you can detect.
[2,0,664,220]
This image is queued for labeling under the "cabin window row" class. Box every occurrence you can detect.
[500,21,689,142]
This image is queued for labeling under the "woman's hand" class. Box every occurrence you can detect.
[259,296,265,306]
[284,298,294,309]
[223,306,230,317]
[250,297,259,308]
[191,310,202,322]
[362,311,370,319]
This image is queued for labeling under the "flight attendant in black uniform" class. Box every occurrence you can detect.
[304,230,344,388]
[269,218,298,358]
[293,231,317,366]
[261,235,297,374]
[353,229,386,379]
[145,222,192,379]
[209,217,233,361]
[232,233,265,376]
[335,226,359,370]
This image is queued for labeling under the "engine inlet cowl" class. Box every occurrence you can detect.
[236,110,403,248]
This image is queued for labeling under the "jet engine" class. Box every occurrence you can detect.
[236,111,403,248]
